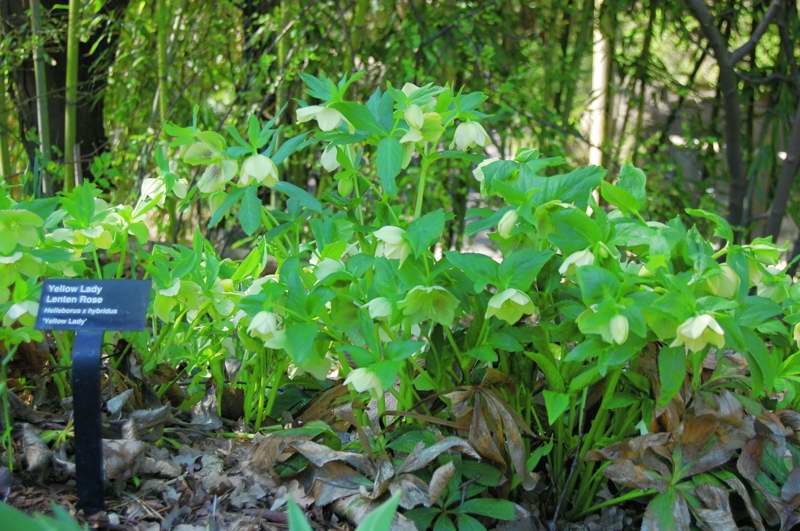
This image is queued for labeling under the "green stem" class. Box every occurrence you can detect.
[29,0,52,195]
[0,72,12,182]
[576,488,657,518]
[413,154,430,219]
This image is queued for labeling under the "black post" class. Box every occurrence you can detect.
[71,329,105,513]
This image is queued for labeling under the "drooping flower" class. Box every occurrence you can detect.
[671,314,725,353]
[240,154,279,187]
[296,105,344,131]
[404,104,425,130]
[247,311,285,349]
[364,297,392,320]
[345,367,382,397]
[794,322,800,348]
[315,258,344,282]
[401,83,421,97]
[0,209,43,254]
[320,145,340,172]
[497,210,518,239]
[486,288,537,325]
[706,263,740,298]
[472,157,499,183]
[558,249,595,275]
[374,226,411,263]
[198,160,237,193]
[400,285,459,327]
[609,314,629,345]
[3,300,38,327]
[454,121,489,151]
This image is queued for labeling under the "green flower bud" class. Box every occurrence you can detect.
[400,285,459,327]
[609,314,629,345]
[497,210,518,239]
[374,226,411,263]
[706,263,740,298]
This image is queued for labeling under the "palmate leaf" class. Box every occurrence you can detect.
[406,209,446,257]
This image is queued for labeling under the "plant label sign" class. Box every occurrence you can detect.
[35,278,151,514]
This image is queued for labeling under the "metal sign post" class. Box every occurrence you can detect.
[36,278,150,513]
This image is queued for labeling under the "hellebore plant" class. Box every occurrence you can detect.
[3,73,800,528]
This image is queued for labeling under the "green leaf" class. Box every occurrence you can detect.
[376,137,403,197]
[737,296,782,329]
[287,498,313,531]
[272,133,310,165]
[657,347,686,408]
[601,181,641,215]
[618,164,647,207]
[239,186,263,236]
[686,208,733,242]
[285,322,319,367]
[274,182,322,213]
[542,390,570,425]
[299,73,335,101]
[458,498,516,520]
[406,209,445,256]
[527,441,553,472]
[455,514,487,531]
[434,515,457,531]
[0,502,86,530]
[355,493,402,531]
[208,187,245,228]
[366,89,394,131]
[576,266,619,305]
[331,102,386,136]
[445,252,499,292]
[498,249,553,291]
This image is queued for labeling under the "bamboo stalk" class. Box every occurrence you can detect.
[30,0,52,195]
[156,0,168,125]
[63,0,81,193]
[0,71,11,182]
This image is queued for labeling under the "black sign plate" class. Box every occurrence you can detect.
[35,279,151,331]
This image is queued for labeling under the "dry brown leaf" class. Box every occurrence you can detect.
[310,461,363,506]
[692,483,737,531]
[396,436,479,474]
[427,461,455,505]
[292,439,375,477]
[389,473,430,509]
[104,439,146,481]
[22,423,51,476]
[603,461,668,490]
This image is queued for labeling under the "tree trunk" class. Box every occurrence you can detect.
[765,101,800,239]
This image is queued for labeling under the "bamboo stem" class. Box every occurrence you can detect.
[63,0,81,193]
[30,0,52,195]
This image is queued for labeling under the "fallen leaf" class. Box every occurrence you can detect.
[428,461,455,505]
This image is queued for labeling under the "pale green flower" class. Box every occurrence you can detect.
[706,264,740,298]
[794,322,800,348]
[198,160,237,193]
[486,288,537,325]
[400,127,423,144]
[400,285,459,326]
[247,311,285,349]
[0,209,43,254]
[558,249,594,275]
[296,105,344,131]
[472,157,499,183]
[3,300,38,327]
[240,154,279,187]
[374,226,411,263]
[345,367,382,397]
[609,314,629,345]
[364,297,392,320]
[320,145,340,172]
[671,314,725,353]
[454,121,489,151]
[315,258,344,282]
[401,82,421,97]
[497,210,518,239]
[404,104,424,130]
